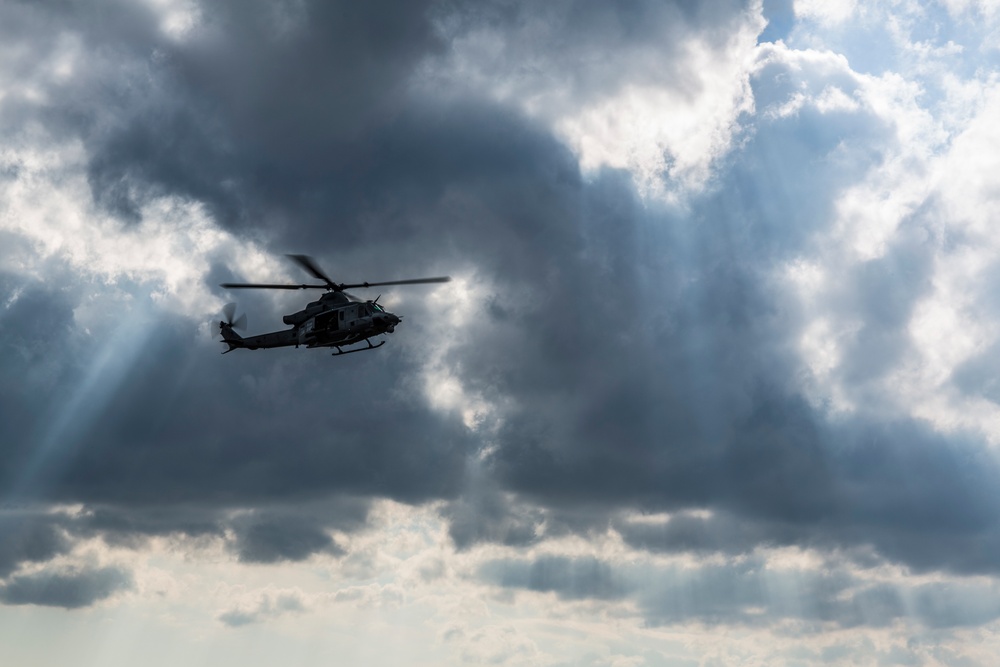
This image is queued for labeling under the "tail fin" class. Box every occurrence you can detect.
[219,321,245,354]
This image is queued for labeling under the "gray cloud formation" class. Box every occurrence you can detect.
[0,512,72,579]
[0,565,132,609]
[480,556,627,601]
[445,43,1000,578]
[217,590,306,627]
[0,277,471,503]
[481,553,1000,630]
[229,510,349,564]
[2,0,1000,631]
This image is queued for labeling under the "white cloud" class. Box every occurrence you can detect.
[552,25,759,200]
[941,0,1000,21]
[420,3,764,201]
[141,0,202,41]
[415,274,500,430]
[454,624,546,666]
[753,28,1000,441]
[7,500,1000,666]
[0,133,286,323]
[795,0,858,26]
[217,586,306,626]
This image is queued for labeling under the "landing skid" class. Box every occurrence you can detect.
[331,339,385,356]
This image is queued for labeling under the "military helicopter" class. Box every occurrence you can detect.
[218,254,450,356]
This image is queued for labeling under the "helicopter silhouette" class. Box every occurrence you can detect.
[219,254,450,356]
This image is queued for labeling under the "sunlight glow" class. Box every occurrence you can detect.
[0,139,283,322]
[419,275,498,431]
[552,26,759,201]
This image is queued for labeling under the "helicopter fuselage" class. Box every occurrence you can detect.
[221,295,400,355]
[218,254,447,356]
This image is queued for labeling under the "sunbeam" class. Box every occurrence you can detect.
[8,302,155,501]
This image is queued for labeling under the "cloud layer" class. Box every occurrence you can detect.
[2,0,1000,664]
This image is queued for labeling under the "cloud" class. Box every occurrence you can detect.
[0,293,473,503]
[450,623,542,666]
[480,555,628,601]
[230,516,343,564]
[479,550,1000,631]
[217,587,307,627]
[3,3,1000,662]
[73,499,370,565]
[419,0,760,197]
[0,565,132,609]
[0,0,444,229]
[3,0,998,583]
[426,33,1000,578]
[0,511,72,578]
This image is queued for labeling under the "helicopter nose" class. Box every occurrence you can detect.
[375,313,401,332]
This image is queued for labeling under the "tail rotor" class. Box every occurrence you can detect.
[222,302,247,331]
[219,303,247,353]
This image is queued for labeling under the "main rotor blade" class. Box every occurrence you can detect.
[286,254,335,286]
[338,277,452,289]
[220,282,328,290]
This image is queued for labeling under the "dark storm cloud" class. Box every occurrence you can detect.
[0,565,132,609]
[228,505,364,563]
[480,556,627,600]
[4,0,1000,627]
[445,494,543,551]
[3,0,752,246]
[5,0,710,533]
[611,416,1000,575]
[0,501,366,592]
[427,0,753,99]
[0,275,468,568]
[79,503,356,565]
[233,519,339,563]
[615,510,784,556]
[434,41,1000,581]
[0,511,72,578]
[79,505,225,544]
[481,553,1000,630]
[0,0,445,227]
[1,301,471,506]
[0,276,80,487]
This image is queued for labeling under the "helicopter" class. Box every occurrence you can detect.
[218,254,450,356]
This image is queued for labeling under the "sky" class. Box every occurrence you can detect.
[2,0,1000,665]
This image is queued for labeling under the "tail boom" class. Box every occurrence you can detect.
[220,321,246,353]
